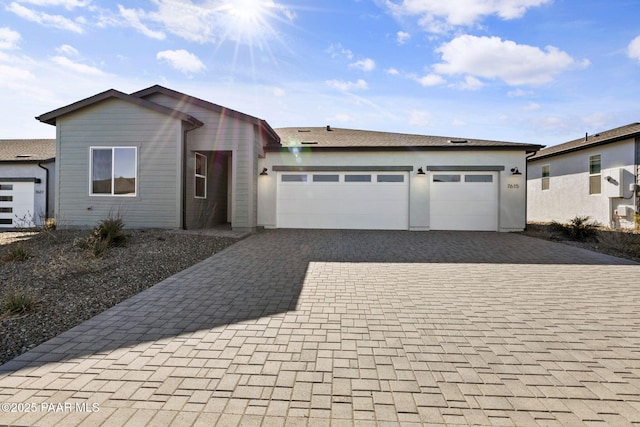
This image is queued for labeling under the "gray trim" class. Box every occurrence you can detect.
[267,146,540,153]
[427,165,505,171]
[273,165,414,172]
[0,177,41,183]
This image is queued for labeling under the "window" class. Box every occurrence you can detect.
[541,165,550,190]
[465,175,493,183]
[313,174,339,182]
[0,196,13,202]
[91,147,137,196]
[0,219,12,225]
[345,174,371,182]
[377,175,404,182]
[0,207,12,213]
[195,153,207,199]
[0,185,13,191]
[281,174,308,182]
[589,155,601,195]
[433,174,461,182]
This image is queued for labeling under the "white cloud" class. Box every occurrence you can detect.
[408,110,433,126]
[451,118,466,126]
[326,79,368,91]
[0,64,36,85]
[157,49,206,75]
[507,88,533,97]
[523,102,540,111]
[118,5,165,40]
[416,73,445,86]
[8,2,84,33]
[55,44,78,56]
[14,0,91,9]
[457,75,483,90]
[386,68,400,75]
[349,58,376,72]
[397,31,410,44]
[628,35,640,62]
[434,35,584,86]
[327,43,353,60]
[386,0,552,33]
[0,28,21,50]
[271,87,285,97]
[51,56,105,76]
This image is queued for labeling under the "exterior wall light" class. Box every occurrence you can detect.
[417,167,425,175]
[260,167,268,176]
[510,167,521,175]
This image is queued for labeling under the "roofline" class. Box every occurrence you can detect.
[266,145,543,153]
[36,89,203,128]
[131,85,280,143]
[529,132,640,161]
[0,157,55,164]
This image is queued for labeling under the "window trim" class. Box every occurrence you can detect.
[589,154,601,195]
[90,146,138,197]
[541,165,550,191]
[195,152,207,199]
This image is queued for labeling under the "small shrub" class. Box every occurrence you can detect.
[93,217,126,247]
[3,244,30,262]
[597,229,640,257]
[43,218,56,231]
[2,289,37,315]
[549,216,600,242]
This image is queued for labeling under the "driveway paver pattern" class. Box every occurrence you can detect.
[1,230,639,426]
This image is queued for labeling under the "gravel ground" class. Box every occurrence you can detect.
[0,229,238,366]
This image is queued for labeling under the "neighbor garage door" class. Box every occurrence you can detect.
[277,171,409,230]
[430,172,498,231]
[0,181,35,228]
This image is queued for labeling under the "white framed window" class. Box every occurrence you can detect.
[542,165,550,190]
[90,147,137,196]
[195,152,207,199]
[589,154,601,195]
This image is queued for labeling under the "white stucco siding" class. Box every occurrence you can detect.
[55,98,183,229]
[259,150,528,232]
[527,139,636,228]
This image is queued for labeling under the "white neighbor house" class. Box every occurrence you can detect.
[37,86,542,232]
[0,139,55,228]
[527,123,640,229]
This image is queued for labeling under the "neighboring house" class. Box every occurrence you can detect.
[0,139,55,228]
[527,123,640,229]
[37,86,542,232]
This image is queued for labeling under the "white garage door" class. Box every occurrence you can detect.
[277,172,409,230]
[430,172,498,231]
[0,181,35,228]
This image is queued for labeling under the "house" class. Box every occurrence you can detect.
[37,86,542,232]
[0,139,55,228]
[527,123,640,229]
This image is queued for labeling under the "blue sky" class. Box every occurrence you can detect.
[1,0,639,147]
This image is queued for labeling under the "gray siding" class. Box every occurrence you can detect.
[145,93,259,230]
[55,98,182,229]
[184,151,230,229]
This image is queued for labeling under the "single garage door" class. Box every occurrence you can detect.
[277,171,409,230]
[430,172,498,231]
[0,181,35,228]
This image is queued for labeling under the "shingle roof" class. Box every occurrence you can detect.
[0,139,56,162]
[273,127,542,152]
[529,122,640,161]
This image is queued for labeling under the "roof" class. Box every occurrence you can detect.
[36,89,203,128]
[0,139,56,162]
[529,122,640,161]
[132,85,280,143]
[273,127,543,152]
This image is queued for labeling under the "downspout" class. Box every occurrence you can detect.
[37,161,50,222]
[524,151,537,231]
[181,120,203,230]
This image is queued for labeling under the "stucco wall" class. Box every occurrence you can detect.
[258,149,528,232]
[55,98,183,229]
[527,139,637,228]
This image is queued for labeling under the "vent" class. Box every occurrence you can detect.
[297,129,310,133]
[301,141,318,145]
[15,154,32,158]
[448,139,468,144]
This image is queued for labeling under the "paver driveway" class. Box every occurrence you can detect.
[1,230,639,426]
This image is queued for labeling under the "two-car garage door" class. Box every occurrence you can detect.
[275,170,499,231]
[277,171,409,230]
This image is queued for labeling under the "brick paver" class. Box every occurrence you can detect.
[1,230,639,426]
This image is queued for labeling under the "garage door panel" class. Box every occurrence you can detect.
[277,172,408,230]
[430,172,498,231]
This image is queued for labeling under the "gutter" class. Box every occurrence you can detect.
[181,120,203,230]
[37,160,50,221]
